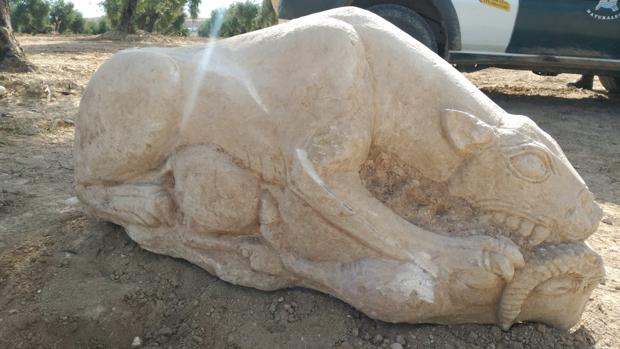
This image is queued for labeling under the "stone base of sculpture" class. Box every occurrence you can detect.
[74,7,604,330]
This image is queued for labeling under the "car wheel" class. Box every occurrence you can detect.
[600,76,620,94]
[367,4,438,53]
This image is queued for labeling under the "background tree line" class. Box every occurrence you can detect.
[9,0,276,37]
[198,0,276,38]
[101,0,275,37]
[8,0,203,36]
[101,0,201,35]
[9,0,108,34]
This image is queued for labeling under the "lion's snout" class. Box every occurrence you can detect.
[557,188,603,241]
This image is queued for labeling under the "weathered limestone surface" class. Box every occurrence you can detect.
[75,7,605,330]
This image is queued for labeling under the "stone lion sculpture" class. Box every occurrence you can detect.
[75,7,604,330]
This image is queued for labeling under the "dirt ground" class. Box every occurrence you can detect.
[0,34,618,349]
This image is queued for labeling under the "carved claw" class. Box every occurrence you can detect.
[468,235,524,282]
[487,251,515,282]
[445,235,524,283]
[485,236,524,282]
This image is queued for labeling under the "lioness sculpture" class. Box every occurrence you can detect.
[75,7,604,329]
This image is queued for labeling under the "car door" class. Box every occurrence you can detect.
[451,0,520,54]
[506,0,620,59]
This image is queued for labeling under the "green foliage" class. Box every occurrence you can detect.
[97,18,110,34]
[253,0,276,29]
[9,0,51,33]
[197,9,222,38]
[135,0,186,34]
[100,0,201,34]
[85,18,110,35]
[100,0,123,28]
[85,21,96,34]
[198,0,277,38]
[220,1,259,37]
[49,0,80,33]
[9,0,96,34]
[187,0,200,19]
[68,11,85,33]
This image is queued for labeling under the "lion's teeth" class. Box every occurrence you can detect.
[506,216,521,230]
[517,220,535,237]
[530,226,551,245]
[485,211,550,244]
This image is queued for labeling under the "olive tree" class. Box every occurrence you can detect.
[102,0,201,34]
[9,0,50,33]
[0,0,34,72]
[198,0,277,38]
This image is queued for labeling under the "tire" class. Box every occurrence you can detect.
[367,4,438,53]
[600,76,620,94]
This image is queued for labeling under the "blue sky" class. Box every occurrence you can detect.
[71,0,254,18]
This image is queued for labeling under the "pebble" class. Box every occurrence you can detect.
[395,335,406,345]
[390,344,403,349]
[55,119,74,128]
[277,297,284,302]
[338,343,354,349]
[131,336,142,348]
[536,324,548,334]
[0,86,6,97]
[158,326,173,336]
[602,217,613,225]
[372,334,384,345]
[490,327,501,337]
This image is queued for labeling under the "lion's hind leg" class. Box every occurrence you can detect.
[170,144,261,235]
[77,183,176,228]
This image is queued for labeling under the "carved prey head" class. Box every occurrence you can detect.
[443,109,602,245]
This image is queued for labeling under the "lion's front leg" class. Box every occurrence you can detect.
[286,116,524,285]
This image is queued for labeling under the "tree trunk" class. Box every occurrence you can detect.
[0,0,34,72]
[145,14,158,33]
[118,0,138,34]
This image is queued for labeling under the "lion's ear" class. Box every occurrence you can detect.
[441,109,496,155]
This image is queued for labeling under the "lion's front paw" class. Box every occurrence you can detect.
[443,235,525,283]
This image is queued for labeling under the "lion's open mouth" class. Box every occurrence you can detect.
[481,211,552,245]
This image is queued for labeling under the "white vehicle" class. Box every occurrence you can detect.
[272,0,620,93]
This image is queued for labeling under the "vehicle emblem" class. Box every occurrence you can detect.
[587,0,620,20]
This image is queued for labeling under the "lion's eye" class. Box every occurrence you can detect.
[504,145,554,182]
[510,153,548,181]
